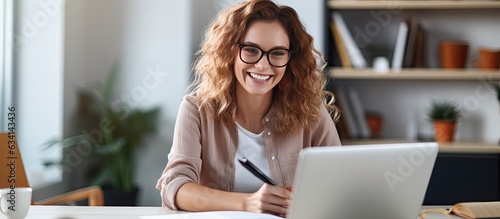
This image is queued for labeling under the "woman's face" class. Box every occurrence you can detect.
[234,20,290,97]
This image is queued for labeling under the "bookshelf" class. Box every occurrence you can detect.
[329,68,500,80]
[326,3,500,203]
[325,1,500,145]
[327,1,500,10]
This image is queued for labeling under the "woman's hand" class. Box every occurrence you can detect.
[244,184,292,216]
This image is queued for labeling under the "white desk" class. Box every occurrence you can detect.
[2,206,180,219]
[0,206,463,219]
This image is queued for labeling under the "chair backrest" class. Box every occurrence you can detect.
[0,132,104,206]
[0,132,30,189]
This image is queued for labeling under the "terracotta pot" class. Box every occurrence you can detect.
[366,114,382,138]
[478,48,500,70]
[439,41,469,69]
[433,120,456,143]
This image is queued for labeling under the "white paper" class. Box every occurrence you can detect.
[140,211,282,219]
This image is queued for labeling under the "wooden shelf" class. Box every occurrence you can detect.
[328,68,500,80]
[341,139,500,153]
[327,1,500,10]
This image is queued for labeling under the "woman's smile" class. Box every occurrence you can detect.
[247,72,274,83]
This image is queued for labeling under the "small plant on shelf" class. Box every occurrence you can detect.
[428,100,462,143]
[429,100,461,121]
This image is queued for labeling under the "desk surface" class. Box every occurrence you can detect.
[0,206,463,219]
[1,206,180,219]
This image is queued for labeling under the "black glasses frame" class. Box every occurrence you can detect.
[237,43,293,68]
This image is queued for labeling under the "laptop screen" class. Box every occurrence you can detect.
[287,142,438,219]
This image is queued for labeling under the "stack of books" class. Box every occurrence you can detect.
[329,12,425,70]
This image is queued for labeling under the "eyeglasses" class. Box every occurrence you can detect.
[238,43,293,68]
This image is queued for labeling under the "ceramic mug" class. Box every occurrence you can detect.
[0,187,32,219]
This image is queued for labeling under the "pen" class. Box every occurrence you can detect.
[238,157,277,186]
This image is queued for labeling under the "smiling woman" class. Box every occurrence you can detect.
[156,0,341,215]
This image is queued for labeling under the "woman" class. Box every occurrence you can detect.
[157,0,341,215]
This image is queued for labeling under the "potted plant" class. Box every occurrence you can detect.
[45,66,160,206]
[428,100,462,143]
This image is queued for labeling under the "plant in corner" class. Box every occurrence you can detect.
[491,83,500,145]
[428,100,461,143]
[492,83,500,104]
[44,66,161,206]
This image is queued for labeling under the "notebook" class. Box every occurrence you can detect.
[287,142,438,219]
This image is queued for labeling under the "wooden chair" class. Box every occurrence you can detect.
[0,132,104,206]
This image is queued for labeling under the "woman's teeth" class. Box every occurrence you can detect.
[249,73,271,81]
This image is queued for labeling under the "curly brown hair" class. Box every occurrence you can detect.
[191,0,339,134]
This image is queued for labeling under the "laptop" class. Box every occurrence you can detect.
[287,142,439,219]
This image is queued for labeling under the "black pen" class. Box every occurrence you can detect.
[238,157,277,186]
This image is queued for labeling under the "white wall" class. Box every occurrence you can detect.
[62,0,128,192]
[208,0,325,54]
[0,0,13,131]
[277,0,325,55]
[14,0,65,190]
[117,0,192,207]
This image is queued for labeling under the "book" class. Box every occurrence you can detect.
[335,115,349,139]
[329,22,352,68]
[403,16,419,68]
[326,19,342,67]
[346,87,371,139]
[334,87,359,138]
[392,19,409,70]
[420,202,500,219]
[451,202,500,219]
[331,90,350,139]
[331,12,367,69]
[414,26,426,68]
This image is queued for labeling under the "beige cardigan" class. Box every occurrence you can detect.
[156,94,341,210]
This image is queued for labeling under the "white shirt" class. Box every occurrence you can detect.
[233,123,272,193]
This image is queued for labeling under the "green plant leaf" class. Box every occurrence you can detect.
[91,166,111,186]
[42,160,62,167]
[494,84,500,103]
[92,138,126,155]
[102,63,118,105]
[428,100,462,121]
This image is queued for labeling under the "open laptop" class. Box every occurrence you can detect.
[287,142,439,219]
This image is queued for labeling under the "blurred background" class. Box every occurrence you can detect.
[2,0,500,207]
[0,0,324,206]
